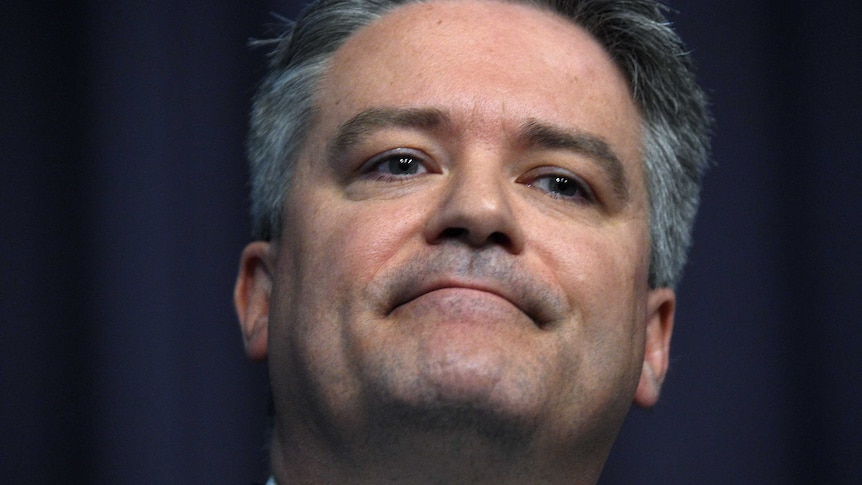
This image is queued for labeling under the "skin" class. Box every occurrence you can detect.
[235,1,675,483]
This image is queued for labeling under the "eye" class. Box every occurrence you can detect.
[362,149,430,179]
[527,172,595,203]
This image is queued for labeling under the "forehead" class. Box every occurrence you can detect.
[312,0,643,178]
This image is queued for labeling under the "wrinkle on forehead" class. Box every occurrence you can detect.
[312,0,645,202]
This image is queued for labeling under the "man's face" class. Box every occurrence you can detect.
[238,0,674,465]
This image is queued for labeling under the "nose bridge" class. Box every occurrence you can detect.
[424,147,525,251]
[454,149,510,217]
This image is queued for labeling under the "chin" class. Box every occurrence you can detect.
[365,384,541,452]
[359,344,548,449]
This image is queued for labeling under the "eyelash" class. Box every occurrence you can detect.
[359,151,596,204]
[360,148,432,181]
[524,170,596,204]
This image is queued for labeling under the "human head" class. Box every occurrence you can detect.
[247,0,711,289]
[235,0,710,482]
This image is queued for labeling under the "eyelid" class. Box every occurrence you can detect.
[519,166,597,203]
[359,147,434,174]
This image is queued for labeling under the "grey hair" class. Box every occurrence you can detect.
[247,0,711,288]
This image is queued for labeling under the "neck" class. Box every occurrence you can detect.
[269,410,610,485]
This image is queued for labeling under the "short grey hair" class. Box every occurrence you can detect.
[247,0,711,288]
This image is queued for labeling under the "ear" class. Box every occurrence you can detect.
[633,287,675,408]
[234,241,274,361]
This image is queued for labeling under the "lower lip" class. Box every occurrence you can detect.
[392,287,530,326]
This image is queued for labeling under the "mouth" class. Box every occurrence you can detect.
[389,277,550,327]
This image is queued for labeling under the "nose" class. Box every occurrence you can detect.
[423,154,525,253]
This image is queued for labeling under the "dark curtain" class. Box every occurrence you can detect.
[2,0,860,483]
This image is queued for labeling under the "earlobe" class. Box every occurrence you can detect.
[234,241,274,361]
[633,287,675,408]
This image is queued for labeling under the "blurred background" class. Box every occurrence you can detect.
[2,0,860,483]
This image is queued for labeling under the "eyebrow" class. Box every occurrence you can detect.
[327,107,451,161]
[517,120,630,201]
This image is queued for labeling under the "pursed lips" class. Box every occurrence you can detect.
[389,276,554,328]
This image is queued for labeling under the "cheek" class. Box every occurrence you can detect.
[538,221,651,364]
[318,199,425,278]
[268,189,435,420]
[547,230,644,312]
[286,187,431,310]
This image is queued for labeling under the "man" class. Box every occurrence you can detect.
[234,0,710,483]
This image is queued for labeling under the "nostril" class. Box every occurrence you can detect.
[437,227,512,248]
[441,227,467,239]
[488,232,510,246]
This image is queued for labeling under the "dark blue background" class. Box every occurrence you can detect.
[2,1,860,483]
